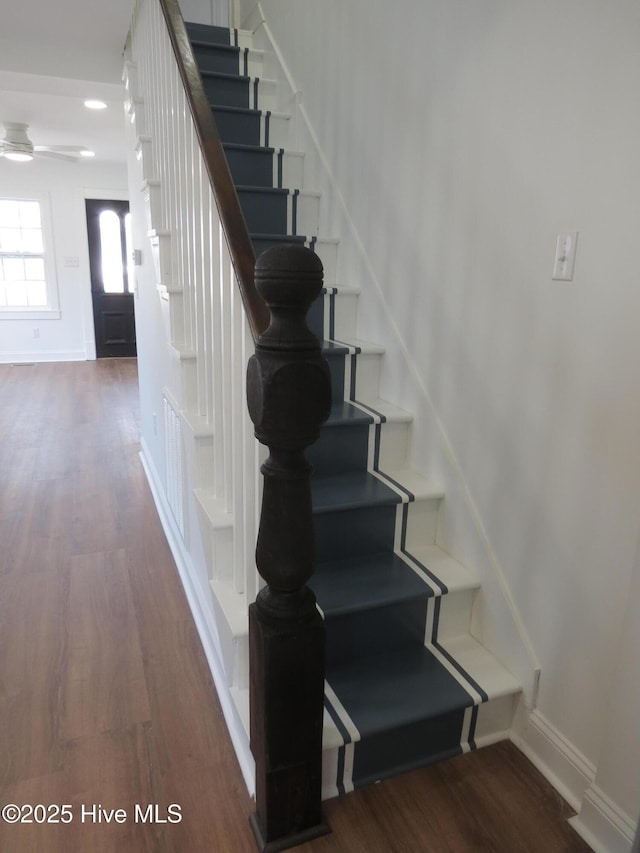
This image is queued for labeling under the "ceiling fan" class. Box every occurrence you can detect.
[0,122,94,163]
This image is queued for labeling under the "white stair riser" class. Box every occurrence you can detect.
[435,588,476,640]
[235,30,253,50]
[377,419,411,472]
[279,151,305,190]
[211,526,234,584]
[142,179,163,232]
[166,291,185,347]
[404,498,439,551]
[244,49,265,79]
[291,192,320,237]
[210,591,244,688]
[192,436,214,489]
[129,97,147,136]
[325,291,359,341]
[350,352,384,405]
[168,352,198,413]
[253,78,277,112]
[136,136,155,181]
[123,61,139,99]
[473,693,517,748]
[311,239,338,286]
[263,113,290,149]
[149,230,173,287]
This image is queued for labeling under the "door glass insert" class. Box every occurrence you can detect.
[124,212,135,293]
[99,209,125,294]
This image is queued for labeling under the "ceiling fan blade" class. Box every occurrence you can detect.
[34,145,88,153]
[36,150,82,162]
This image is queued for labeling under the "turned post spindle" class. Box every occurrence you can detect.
[246,244,332,852]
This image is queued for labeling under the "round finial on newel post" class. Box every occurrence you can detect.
[246,244,332,850]
[254,244,325,352]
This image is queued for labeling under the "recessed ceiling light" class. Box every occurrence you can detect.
[4,151,34,162]
[84,100,107,110]
[80,149,96,158]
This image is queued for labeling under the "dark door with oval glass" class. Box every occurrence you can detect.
[86,198,136,358]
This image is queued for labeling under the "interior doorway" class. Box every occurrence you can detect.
[86,198,136,358]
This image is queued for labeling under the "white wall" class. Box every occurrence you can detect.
[179,0,229,26]
[0,157,128,362]
[239,0,640,843]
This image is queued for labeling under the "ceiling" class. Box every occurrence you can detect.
[0,0,136,164]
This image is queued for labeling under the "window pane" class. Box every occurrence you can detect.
[99,210,124,293]
[0,200,18,228]
[0,228,21,252]
[22,228,43,254]
[24,258,45,280]
[26,281,47,306]
[19,201,41,229]
[4,258,25,280]
[6,281,28,306]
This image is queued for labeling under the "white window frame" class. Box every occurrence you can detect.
[0,193,61,320]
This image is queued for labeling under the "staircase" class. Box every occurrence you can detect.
[184,21,521,798]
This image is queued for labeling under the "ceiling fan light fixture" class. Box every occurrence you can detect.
[80,149,95,158]
[1,123,35,161]
[4,150,34,162]
[84,99,107,110]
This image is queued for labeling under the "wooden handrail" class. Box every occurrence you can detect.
[157,0,270,341]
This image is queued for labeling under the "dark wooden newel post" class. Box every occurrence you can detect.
[246,245,332,852]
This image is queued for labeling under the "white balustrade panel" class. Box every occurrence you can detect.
[130,0,262,601]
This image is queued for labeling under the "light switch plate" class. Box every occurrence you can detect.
[552,232,578,281]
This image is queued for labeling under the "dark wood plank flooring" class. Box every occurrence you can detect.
[0,360,589,852]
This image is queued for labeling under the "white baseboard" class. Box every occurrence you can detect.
[569,785,637,853]
[511,706,638,853]
[0,350,88,363]
[511,705,595,813]
[139,438,256,797]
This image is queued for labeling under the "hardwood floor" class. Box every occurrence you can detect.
[0,360,589,852]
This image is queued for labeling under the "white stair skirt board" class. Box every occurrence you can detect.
[139,440,256,796]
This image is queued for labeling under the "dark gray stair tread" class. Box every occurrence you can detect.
[311,471,401,513]
[223,142,276,153]
[327,646,473,739]
[311,552,433,616]
[321,341,350,355]
[324,400,373,427]
[190,39,238,51]
[200,69,249,83]
[213,104,261,116]
[237,185,288,195]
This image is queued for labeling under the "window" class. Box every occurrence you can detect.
[0,196,59,317]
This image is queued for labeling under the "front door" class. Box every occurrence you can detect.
[86,198,136,358]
